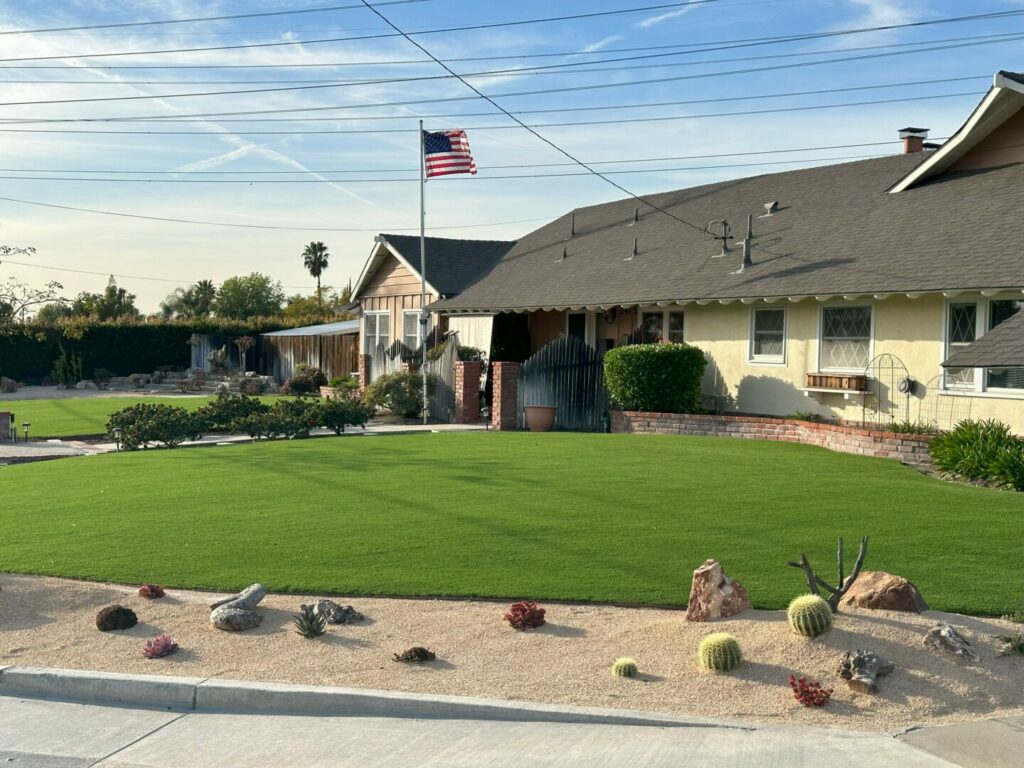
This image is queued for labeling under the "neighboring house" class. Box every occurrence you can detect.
[350,234,514,381]
[431,71,1024,432]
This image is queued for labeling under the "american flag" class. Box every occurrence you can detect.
[423,129,477,178]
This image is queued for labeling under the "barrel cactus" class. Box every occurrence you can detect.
[611,657,639,678]
[788,594,833,637]
[698,632,742,671]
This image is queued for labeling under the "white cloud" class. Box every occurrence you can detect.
[579,35,623,54]
[633,6,698,29]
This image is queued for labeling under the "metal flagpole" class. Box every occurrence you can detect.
[419,119,428,425]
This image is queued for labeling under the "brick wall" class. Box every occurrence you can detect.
[357,354,370,392]
[491,361,520,431]
[454,360,482,425]
[610,411,933,466]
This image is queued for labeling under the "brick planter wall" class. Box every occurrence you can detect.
[611,411,933,466]
[491,361,520,431]
[454,360,482,424]
[357,354,370,392]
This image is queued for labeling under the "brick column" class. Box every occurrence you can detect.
[357,354,370,392]
[0,411,10,443]
[491,361,520,431]
[454,361,482,424]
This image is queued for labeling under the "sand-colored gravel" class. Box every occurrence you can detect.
[1,574,1021,731]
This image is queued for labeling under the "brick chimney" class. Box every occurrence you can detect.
[898,127,929,154]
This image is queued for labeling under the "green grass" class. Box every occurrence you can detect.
[3,395,280,438]
[2,433,1021,614]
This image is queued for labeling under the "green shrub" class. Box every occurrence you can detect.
[993,441,1024,492]
[51,343,83,387]
[603,343,707,413]
[885,420,939,435]
[106,403,203,450]
[237,376,268,396]
[787,595,833,638]
[313,397,375,434]
[426,341,484,362]
[929,419,1019,484]
[698,633,741,671]
[363,371,436,418]
[281,364,328,396]
[195,392,269,432]
[327,375,359,394]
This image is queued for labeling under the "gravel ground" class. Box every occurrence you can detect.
[1,574,1021,731]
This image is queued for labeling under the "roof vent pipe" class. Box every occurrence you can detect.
[898,127,929,154]
[625,236,638,261]
[628,207,639,226]
[732,215,754,274]
[566,210,575,240]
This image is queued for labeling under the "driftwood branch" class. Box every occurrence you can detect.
[787,536,869,612]
[210,583,267,631]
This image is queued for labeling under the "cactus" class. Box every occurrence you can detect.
[788,594,833,637]
[292,605,326,639]
[611,657,639,678]
[698,632,742,671]
[142,634,179,659]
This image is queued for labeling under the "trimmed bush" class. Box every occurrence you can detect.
[787,595,833,637]
[282,364,327,395]
[364,371,437,419]
[106,403,203,449]
[929,419,1022,489]
[327,375,359,395]
[313,397,375,434]
[238,376,268,396]
[239,398,317,440]
[603,343,707,413]
[195,392,269,432]
[698,632,741,671]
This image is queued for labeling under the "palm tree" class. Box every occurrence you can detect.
[192,279,217,316]
[302,242,330,313]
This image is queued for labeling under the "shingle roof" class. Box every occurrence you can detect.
[432,154,1024,311]
[1001,71,1024,87]
[378,234,515,297]
[943,312,1024,368]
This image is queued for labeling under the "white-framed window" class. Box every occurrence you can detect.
[749,307,786,364]
[986,299,1024,390]
[819,305,872,371]
[944,301,978,389]
[402,310,421,351]
[640,309,685,343]
[363,311,390,354]
[942,295,1024,393]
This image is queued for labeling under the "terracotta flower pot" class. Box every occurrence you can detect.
[524,405,557,432]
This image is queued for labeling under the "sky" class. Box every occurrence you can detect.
[0,0,1021,312]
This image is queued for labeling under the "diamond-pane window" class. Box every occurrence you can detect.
[945,303,976,388]
[751,308,785,361]
[820,306,871,370]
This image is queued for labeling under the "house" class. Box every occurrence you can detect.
[430,71,1024,433]
[350,233,514,382]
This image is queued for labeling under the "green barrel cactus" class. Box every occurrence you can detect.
[788,594,833,637]
[611,657,639,678]
[698,632,742,671]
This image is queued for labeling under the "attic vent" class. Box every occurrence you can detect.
[761,201,779,217]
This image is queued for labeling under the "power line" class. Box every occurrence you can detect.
[0,195,551,232]
[0,90,980,135]
[0,1,727,62]
[0,75,988,125]
[0,0,432,36]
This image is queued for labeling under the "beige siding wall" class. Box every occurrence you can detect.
[950,105,1024,172]
[359,254,438,350]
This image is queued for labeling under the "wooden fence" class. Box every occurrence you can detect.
[261,334,358,383]
[425,331,459,422]
[517,336,608,431]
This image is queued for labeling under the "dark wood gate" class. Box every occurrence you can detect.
[517,336,608,431]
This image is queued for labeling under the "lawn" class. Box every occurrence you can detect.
[1,433,1021,614]
[2,395,280,438]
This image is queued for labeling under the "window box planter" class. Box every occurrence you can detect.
[806,373,868,391]
[524,405,557,432]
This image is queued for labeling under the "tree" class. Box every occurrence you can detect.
[214,273,285,320]
[283,288,356,321]
[0,245,63,332]
[301,241,330,312]
[70,276,140,321]
[160,279,218,319]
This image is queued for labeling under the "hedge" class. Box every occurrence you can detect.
[603,343,707,413]
[0,319,288,384]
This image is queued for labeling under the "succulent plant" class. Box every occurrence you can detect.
[789,674,833,707]
[504,601,546,630]
[138,583,165,599]
[788,594,833,638]
[699,632,742,671]
[142,633,179,659]
[96,605,138,632]
[293,605,326,639]
[611,657,639,678]
[393,646,436,663]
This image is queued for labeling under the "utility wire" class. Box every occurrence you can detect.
[0,90,980,135]
[0,76,988,125]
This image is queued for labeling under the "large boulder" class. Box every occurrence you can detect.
[840,571,928,613]
[685,559,751,622]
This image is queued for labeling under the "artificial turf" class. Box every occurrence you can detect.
[2,432,1021,614]
[2,395,280,438]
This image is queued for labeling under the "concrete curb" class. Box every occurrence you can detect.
[0,666,750,729]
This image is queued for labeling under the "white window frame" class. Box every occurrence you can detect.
[402,309,423,351]
[748,306,787,365]
[817,303,874,373]
[985,297,1024,393]
[363,310,391,353]
[638,307,685,344]
[565,311,598,347]
[942,293,1024,395]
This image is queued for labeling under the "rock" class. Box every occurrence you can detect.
[838,650,894,693]
[300,599,364,625]
[75,380,98,390]
[924,622,980,662]
[96,605,138,631]
[210,583,267,631]
[685,559,751,622]
[840,571,928,613]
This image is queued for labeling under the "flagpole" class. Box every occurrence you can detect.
[419,119,428,426]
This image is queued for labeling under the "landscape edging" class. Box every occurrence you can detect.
[0,665,748,729]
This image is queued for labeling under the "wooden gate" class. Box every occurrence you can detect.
[517,336,608,431]
[424,331,459,422]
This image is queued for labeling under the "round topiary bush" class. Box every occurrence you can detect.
[787,594,833,637]
[603,343,707,413]
[611,657,639,677]
[698,632,741,671]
